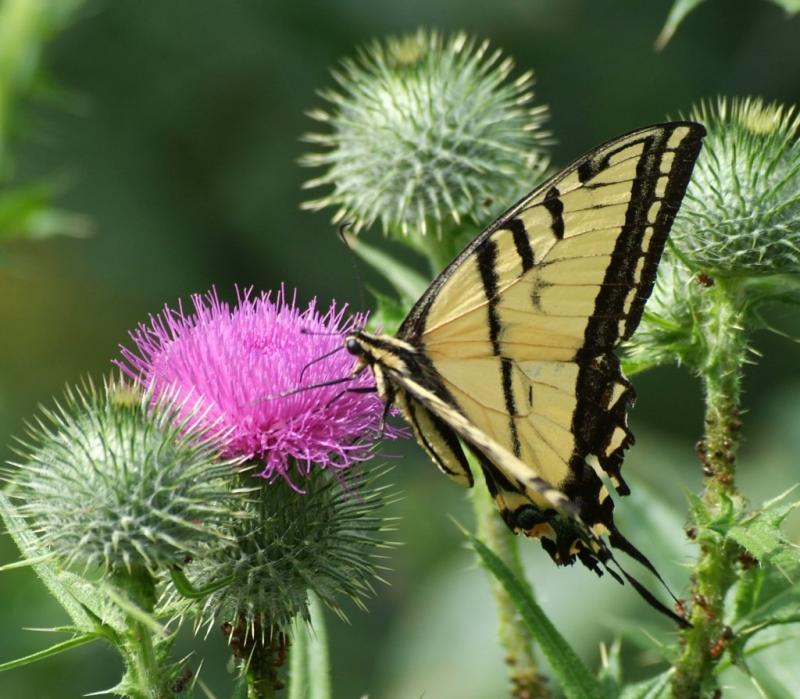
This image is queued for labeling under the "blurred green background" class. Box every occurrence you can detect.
[1,1,799,697]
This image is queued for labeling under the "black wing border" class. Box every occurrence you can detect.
[396,121,706,343]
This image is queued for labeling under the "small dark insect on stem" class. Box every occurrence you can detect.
[709,626,733,659]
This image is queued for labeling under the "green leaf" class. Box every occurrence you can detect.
[342,230,428,306]
[366,288,407,334]
[0,632,101,671]
[231,673,248,699]
[727,500,800,563]
[723,497,800,665]
[169,567,234,599]
[655,0,706,50]
[288,615,309,699]
[597,639,623,696]
[0,492,93,629]
[619,670,672,699]
[768,0,800,13]
[288,593,331,699]
[307,594,331,699]
[468,532,606,699]
[0,183,90,243]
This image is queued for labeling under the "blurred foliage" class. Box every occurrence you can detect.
[657,0,800,50]
[0,1,799,698]
[0,0,90,246]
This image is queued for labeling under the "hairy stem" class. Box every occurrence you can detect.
[112,567,165,699]
[472,468,548,699]
[671,282,746,699]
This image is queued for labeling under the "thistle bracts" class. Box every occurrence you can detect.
[672,97,800,276]
[5,378,243,574]
[164,465,397,639]
[301,29,551,238]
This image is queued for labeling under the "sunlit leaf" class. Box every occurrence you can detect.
[341,230,428,306]
[0,632,101,672]
[366,288,408,334]
[468,532,606,699]
[768,0,800,13]
[655,0,706,50]
[0,183,90,243]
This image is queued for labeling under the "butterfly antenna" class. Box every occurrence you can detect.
[298,345,347,383]
[262,375,356,402]
[337,222,367,312]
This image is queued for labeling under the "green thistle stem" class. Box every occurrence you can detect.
[471,458,546,699]
[234,621,286,699]
[246,663,279,699]
[113,567,164,699]
[129,618,160,699]
[671,281,746,699]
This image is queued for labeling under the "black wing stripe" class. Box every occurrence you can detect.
[623,129,705,337]
[476,233,523,457]
[501,358,522,457]
[476,238,501,354]
[396,122,705,343]
[501,217,535,273]
[406,396,473,483]
[542,186,565,240]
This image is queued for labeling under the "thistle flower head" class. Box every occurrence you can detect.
[164,466,397,637]
[117,288,395,482]
[6,379,241,573]
[672,97,800,275]
[301,29,550,237]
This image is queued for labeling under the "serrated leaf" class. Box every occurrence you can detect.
[655,0,707,50]
[468,532,606,699]
[725,499,800,662]
[728,502,800,562]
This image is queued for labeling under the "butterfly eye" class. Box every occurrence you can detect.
[345,338,363,356]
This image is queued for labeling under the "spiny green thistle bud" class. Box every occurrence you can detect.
[672,97,800,276]
[301,29,550,237]
[166,466,396,637]
[6,378,244,573]
[624,252,711,373]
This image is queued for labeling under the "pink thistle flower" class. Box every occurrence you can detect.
[117,287,396,483]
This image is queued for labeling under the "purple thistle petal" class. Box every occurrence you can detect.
[116,287,399,482]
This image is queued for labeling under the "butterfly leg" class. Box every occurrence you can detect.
[324,385,377,408]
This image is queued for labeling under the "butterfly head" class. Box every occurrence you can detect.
[344,332,376,375]
[345,335,365,357]
[345,331,414,372]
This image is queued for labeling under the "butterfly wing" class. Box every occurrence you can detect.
[396,122,705,537]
